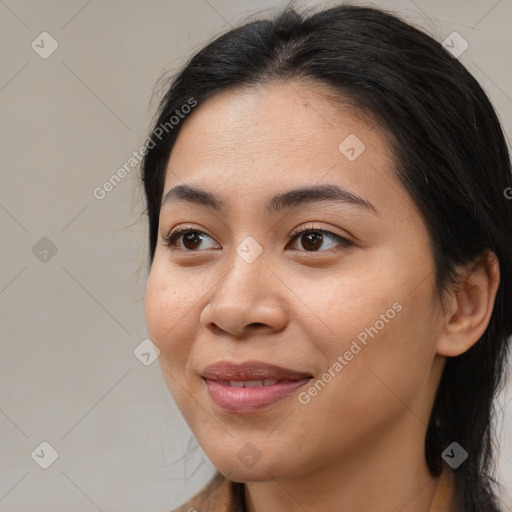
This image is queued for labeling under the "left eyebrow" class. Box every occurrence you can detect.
[161,183,378,216]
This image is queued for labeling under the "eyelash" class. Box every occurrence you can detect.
[161,224,352,253]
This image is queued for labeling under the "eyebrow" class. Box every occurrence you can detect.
[161,183,378,215]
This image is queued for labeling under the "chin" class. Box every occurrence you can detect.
[208,445,296,483]
[216,464,278,483]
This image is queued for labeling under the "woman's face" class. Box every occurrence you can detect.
[144,81,447,482]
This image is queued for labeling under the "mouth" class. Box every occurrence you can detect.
[201,360,314,413]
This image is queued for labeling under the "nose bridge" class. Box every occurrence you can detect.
[217,234,267,302]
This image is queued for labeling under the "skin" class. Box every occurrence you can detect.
[144,80,500,512]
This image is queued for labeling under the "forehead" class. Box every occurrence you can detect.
[162,81,407,220]
[170,81,379,157]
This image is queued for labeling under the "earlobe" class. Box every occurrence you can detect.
[436,250,500,358]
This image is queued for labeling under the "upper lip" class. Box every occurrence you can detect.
[202,361,313,381]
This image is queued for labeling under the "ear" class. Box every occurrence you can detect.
[436,250,500,357]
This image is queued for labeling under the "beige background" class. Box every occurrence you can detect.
[0,0,511,510]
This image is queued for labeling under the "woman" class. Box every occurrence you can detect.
[140,3,512,511]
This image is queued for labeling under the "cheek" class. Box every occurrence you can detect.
[144,268,197,407]
[297,300,437,451]
[292,269,402,357]
[343,291,437,410]
[305,262,437,392]
[143,266,192,358]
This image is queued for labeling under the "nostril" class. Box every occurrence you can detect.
[212,324,226,335]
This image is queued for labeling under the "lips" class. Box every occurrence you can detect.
[201,360,313,382]
[201,360,314,413]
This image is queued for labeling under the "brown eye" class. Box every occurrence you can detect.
[162,227,218,251]
[288,227,352,252]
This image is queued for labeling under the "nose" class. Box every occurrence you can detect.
[199,249,288,338]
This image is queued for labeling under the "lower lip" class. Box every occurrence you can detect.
[204,378,312,413]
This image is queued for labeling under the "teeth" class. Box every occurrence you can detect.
[225,379,280,387]
[244,380,263,387]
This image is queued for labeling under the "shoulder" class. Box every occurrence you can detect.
[169,471,246,512]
